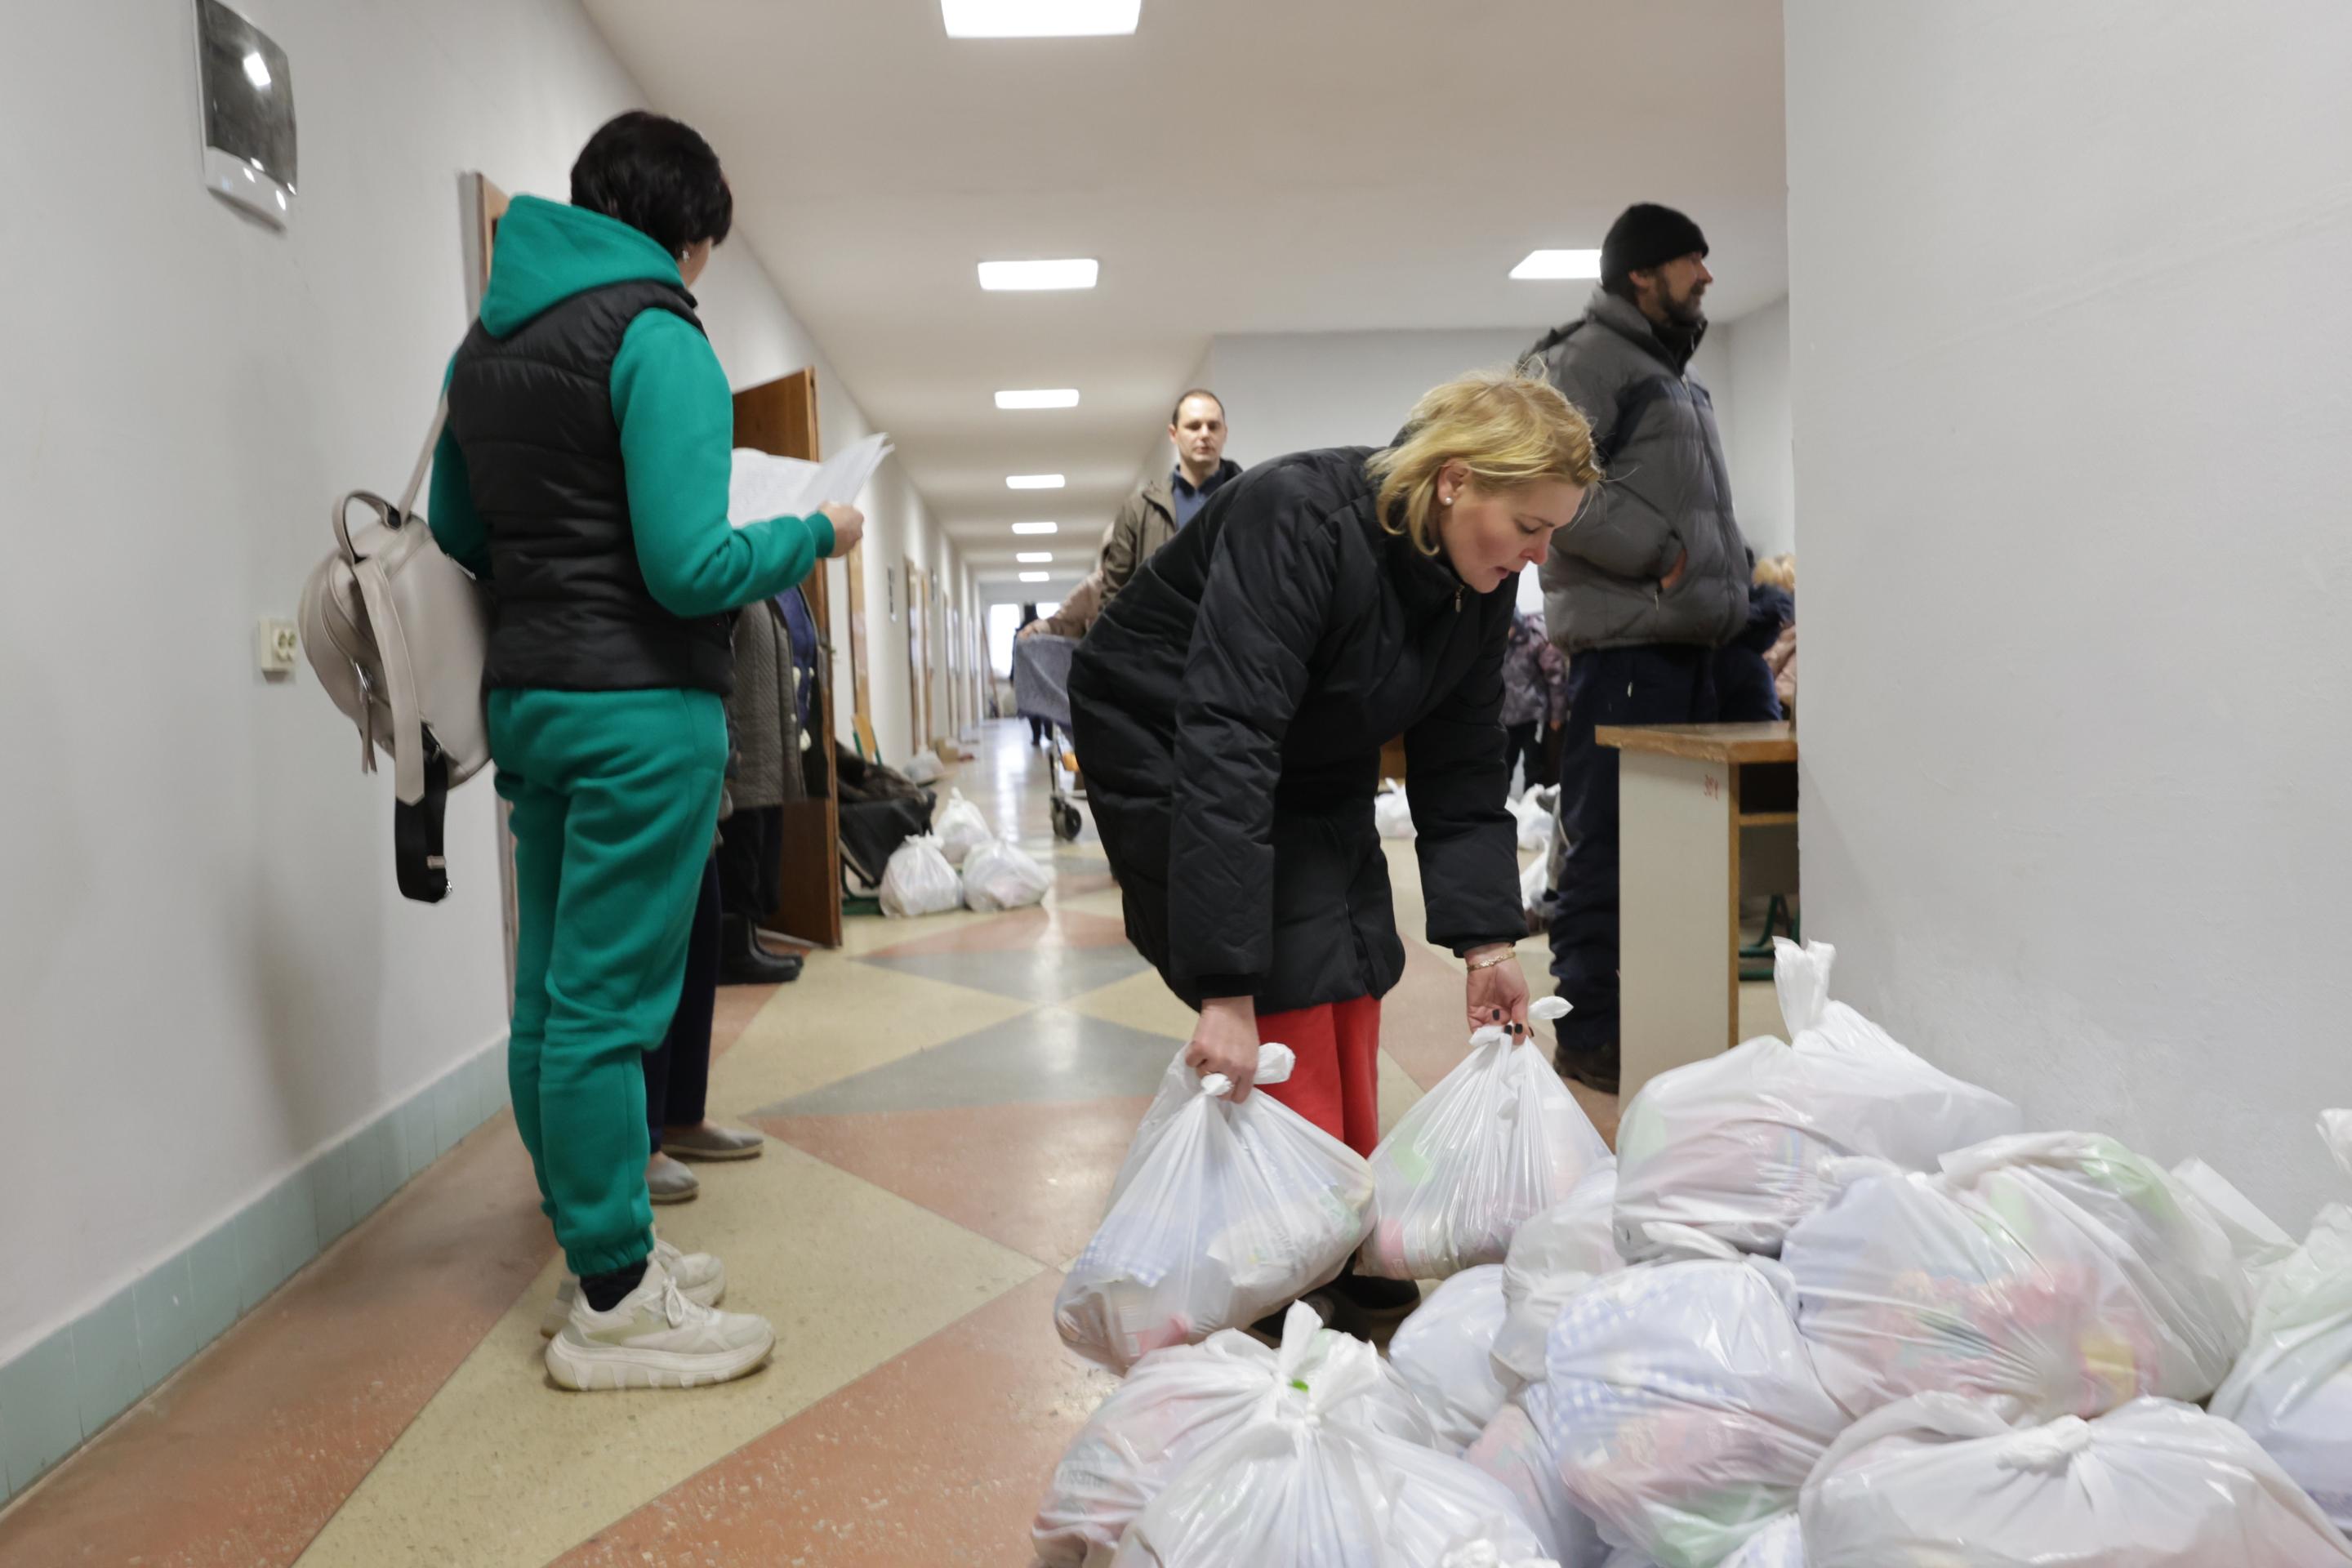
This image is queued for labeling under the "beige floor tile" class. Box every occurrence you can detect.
[1044,884,1129,920]
[293,1143,1041,1568]
[703,950,1033,1110]
[1376,1048,1426,1138]
[1063,964,1196,1040]
[835,902,1009,957]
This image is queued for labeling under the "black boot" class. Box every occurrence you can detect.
[1554,1042,1621,1095]
[1323,1256,1423,1340]
[719,914,802,986]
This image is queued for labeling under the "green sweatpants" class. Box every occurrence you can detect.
[489,688,728,1279]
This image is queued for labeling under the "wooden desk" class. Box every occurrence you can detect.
[1595,723,1798,1101]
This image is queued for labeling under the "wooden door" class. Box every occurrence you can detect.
[904,559,929,751]
[844,550,872,748]
[731,368,844,948]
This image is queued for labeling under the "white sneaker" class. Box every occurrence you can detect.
[543,1259,774,1392]
[539,1234,728,1339]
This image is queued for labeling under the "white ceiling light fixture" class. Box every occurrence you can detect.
[995,388,1080,410]
[1509,248,1602,281]
[942,0,1142,40]
[1006,474,1065,490]
[1016,551,1054,564]
[1011,521,1059,535]
[978,258,1099,292]
[1018,571,1051,583]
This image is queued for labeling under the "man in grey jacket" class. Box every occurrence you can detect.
[1526,202,1766,1092]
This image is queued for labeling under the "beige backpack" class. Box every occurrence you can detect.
[299,403,492,902]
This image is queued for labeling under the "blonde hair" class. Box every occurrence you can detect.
[1753,553,1795,591]
[1368,372,1603,555]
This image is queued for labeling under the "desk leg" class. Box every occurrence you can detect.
[1617,750,1737,1102]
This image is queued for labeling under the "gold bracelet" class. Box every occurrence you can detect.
[1465,951,1515,972]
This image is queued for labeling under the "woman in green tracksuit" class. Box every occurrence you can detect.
[428,113,862,1391]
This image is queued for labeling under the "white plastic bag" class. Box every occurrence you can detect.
[2212,1111,2352,1532]
[1033,1300,1437,1565]
[1510,792,1553,850]
[1716,1516,1802,1568]
[962,834,1054,911]
[1389,1264,1516,1454]
[1056,1044,1374,1373]
[1464,1387,1610,1568]
[1361,998,1612,1281]
[1441,1533,1565,1568]
[2173,1152,2300,1280]
[1537,1241,1850,1568]
[902,747,946,785]
[1113,1339,1549,1568]
[1519,856,1550,927]
[877,832,961,917]
[1492,1165,1621,1390]
[1378,787,1418,840]
[1612,938,2021,1260]
[1800,1393,2352,1566]
[1784,1133,2253,1423]
[932,787,991,866]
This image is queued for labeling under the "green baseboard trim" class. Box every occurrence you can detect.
[0,1036,510,1508]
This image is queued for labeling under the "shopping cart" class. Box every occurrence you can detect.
[1011,633,1085,842]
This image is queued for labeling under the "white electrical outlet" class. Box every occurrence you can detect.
[256,617,300,676]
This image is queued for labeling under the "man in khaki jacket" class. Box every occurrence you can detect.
[1100,389,1241,602]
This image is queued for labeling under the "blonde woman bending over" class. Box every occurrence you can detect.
[1067,372,1601,1335]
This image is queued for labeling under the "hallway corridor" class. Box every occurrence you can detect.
[0,721,1617,1567]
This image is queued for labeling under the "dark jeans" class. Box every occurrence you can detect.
[1545,644,1778,1055]
[716,804,782,929]
[1504,721,1542,793]
[1028,715,1054,746]
[644,856,720,1151]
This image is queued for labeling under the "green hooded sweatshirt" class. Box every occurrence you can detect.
[425,194,833,626]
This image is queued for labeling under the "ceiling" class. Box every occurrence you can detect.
[582,0,1788,586]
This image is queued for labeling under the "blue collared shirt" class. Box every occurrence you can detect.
[1169,463,1232,529]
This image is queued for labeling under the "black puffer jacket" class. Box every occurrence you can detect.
[1070,448,1525,1014]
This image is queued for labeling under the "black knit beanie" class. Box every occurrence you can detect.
[1600,203,1708,292]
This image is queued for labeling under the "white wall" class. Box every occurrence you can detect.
[1715,296,1794,559]
[1203,328,1548,468]
[1786,0,2352,1227]
[0,0,960,1362]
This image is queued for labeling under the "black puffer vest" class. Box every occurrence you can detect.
[448,279,734,695]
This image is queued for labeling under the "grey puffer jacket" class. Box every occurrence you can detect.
[1526,288,1750,654]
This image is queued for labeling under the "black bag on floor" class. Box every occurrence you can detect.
[838,796,934,891]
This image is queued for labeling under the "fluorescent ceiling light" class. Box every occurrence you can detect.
[978,258,1098,292]
[1016,551,1054,564]
[995,388,1081,410]
[1509,248,1601,281]
[1012,521,1059,535]
[942,1,1142,39]
[242,51,272,90]
[1006,474,1065,490]
[1018,571,1051,583]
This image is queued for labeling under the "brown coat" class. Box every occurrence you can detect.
[1100,472,1178,604]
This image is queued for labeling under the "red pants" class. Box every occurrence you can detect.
[1257,996,1383,1156]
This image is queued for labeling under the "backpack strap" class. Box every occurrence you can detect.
[393,740,452,903]
[397,398,451,523]
[351,550,430,807]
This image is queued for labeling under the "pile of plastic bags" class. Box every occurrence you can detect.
[933,787,991,865]
[1377,784,1417,840]
[1610,940,2022,1259]
[962,833,1054,911]
[877,831,960,917]
[1782,1134,2252,1422]
[1388,1265,1517,1453]
[1056,1044,1374,1374]
[1510,788,1557,851]
[1111,1335,1548,1567]
[1361,997,1613,1281]
[2210,1112,2352,1533]
[1802,1393,2352,1566]
[1036,934,2352,1566]
[1034,1302,1434,1564]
